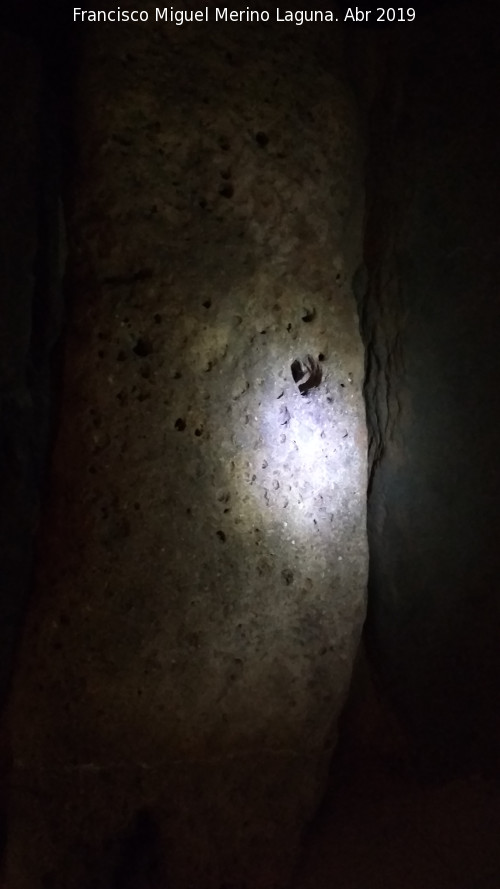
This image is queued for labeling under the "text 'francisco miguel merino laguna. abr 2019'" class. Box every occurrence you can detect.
[73,8,355,25]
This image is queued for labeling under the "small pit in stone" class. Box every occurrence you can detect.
[255,131,269,147]
[133,338,153,357]
[219,184,234,199]
[301,308,316,323]
[175,418,186,431]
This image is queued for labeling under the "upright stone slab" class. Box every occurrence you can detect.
[6,14,367,888]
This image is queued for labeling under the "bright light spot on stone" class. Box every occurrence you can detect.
[224,363,360,548]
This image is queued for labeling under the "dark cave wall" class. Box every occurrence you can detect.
[0,28,65,712]
[355,3,500,772]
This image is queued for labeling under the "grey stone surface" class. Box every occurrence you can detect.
[5,15,367,889]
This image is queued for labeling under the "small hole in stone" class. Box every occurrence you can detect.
[199,198,208,209]
[219,137,231,151]
[97,350,104,359]
[281,569,294,585]
[173,371,182,379]
[340,383,345,388]
[286,323,292,332]
[117,350,127,362]
[134,502,141,510]
[302,308,316,323]
[318,352,325,361]
[194,428,202,437]
[216,530,226,542]
[219,184,234,199]
[220,169,231,180]
[255,131,269,147]
[291,359,304,383]
[154,313,162,324]
[133,338,153,357]
[175,418,186,431]
[202,299,211,309]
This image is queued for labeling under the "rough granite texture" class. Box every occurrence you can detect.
[5,14,367,889]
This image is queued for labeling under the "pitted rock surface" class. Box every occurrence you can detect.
[6,14,367,889]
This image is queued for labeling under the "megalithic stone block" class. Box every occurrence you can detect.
[6,11,368,888]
